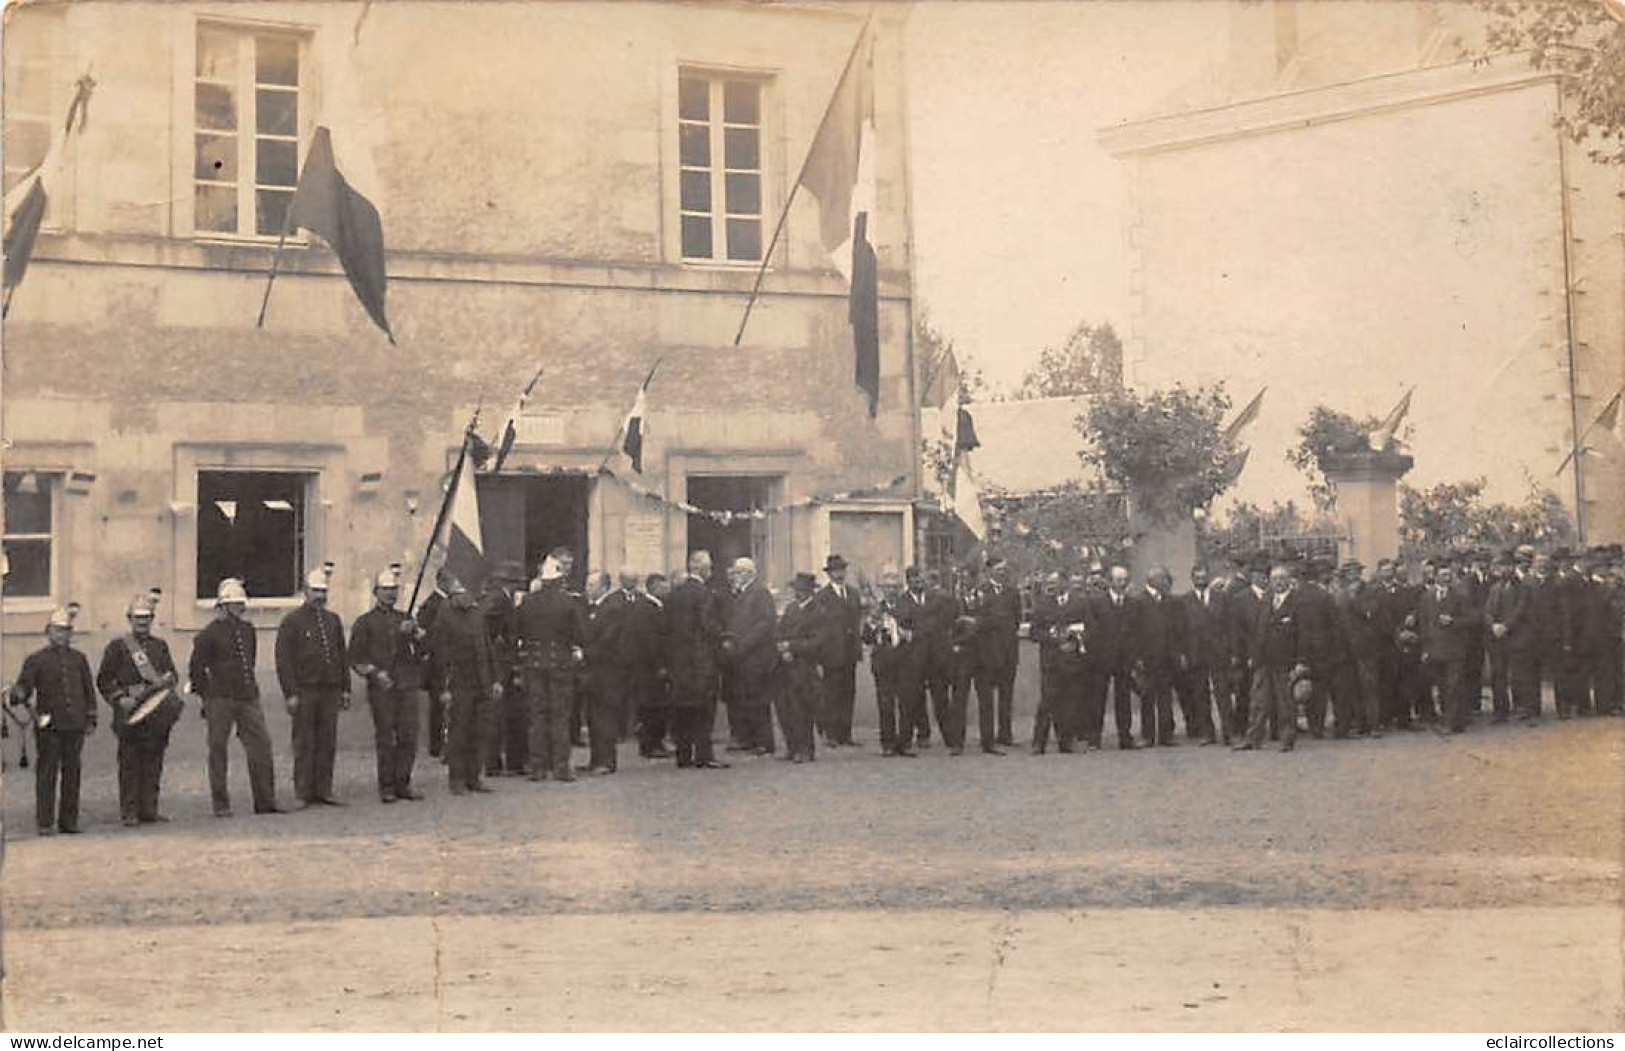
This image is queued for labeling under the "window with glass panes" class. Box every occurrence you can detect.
[2,472,56,600]
[3,14,55,197]
[678,73,764,263]
[194,24,304,238]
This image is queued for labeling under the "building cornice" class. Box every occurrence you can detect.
[23,232,913,301]
[1098,58,1558,158]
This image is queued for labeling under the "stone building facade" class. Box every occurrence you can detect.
[1,1,920,671]
[1099,0,1625,543]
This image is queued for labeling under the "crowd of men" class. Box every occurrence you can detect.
[9,540,1623,836]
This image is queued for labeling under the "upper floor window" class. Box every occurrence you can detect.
[678,72,764,263]
[2,471,57,601]
[194,23,305,238]
[3,12,56,197]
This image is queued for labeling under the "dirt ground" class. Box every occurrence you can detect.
[1,669,1621,1031]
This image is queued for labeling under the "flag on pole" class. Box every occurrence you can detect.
[1221,386,1266,442]
[1555,387,1625,476]
[621,383,649,474]
[1367,388,1414,451]
[798,19,880,416]
[921,345,960,409]
[4,74,94,317]
[492,367,544,473]
[1220,446,1251,485]
[287,126,393,341]
[951,457,987,541]
[955,405,980,455]
[438,436,488,592]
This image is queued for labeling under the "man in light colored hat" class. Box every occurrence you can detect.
[350,565,427,803]
[517,550,587,782]
[97,593,183,826]
[190,577,284,816]
[275,566,351,808]
[10,607,96,834]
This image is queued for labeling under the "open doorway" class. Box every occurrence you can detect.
[476,473,591,588]
[686,474,778,579]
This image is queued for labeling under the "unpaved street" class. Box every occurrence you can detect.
[2,688,1621,1031]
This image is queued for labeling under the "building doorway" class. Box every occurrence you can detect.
[686,474,778,579]
[476,473,591,587]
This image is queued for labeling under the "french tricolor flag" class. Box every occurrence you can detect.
[620,361,661,474]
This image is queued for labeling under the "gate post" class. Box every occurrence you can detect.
[1323,449,1415,567]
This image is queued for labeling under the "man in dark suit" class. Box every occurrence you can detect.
[665,550,729,769]
[896,568,937,752]
[921,569,963,752]
[1339,560,1386,737]
[1084,564,1138,750]
[972,560,1022,747]
[774,572,827,763]
[864,567,920,757]
[584,571,640,774]
[1031,571,1088,753]
[426,574,500,795]
[1235,558,1303,752]
[414,568,453,758]
[721,557,778,755]
[631,573,673,759]
[1225,556,1268,739]
[1505,549,1555,722]
[483,560,526,778]
[1178,563,1229,745]
[1483,551,1522,723]
[1462,551,1493,714]
[1418,559,1482,734]
[814,554,863,747]
[1131,566,1183,747]
[1296,557,1353,739]
[946,563,989,752]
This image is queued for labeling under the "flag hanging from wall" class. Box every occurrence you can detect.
[799,20,879,416]
[287,126,393,341]
[3,74,94,317]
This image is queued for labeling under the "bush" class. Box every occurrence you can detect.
[1287,406,1389,509]
[1398,477,1575,560]
[1079,383,1240,527]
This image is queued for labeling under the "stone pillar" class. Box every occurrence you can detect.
[1324,450,1415,568]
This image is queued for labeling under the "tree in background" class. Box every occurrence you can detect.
[1399,476,1575,560]
[1479,0,1625,165]
[1080,383,1240,527]
[1287,406,1392,511]
[1016,320,1125,401]
[916,307,989,405]
[1200,499,1340,562]
[989,483,1131,586]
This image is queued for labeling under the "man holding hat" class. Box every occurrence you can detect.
[11,607,96,834]
[350,565,427,803]
[774,571,826,763]
[275,566,351,807]
[97,593,183,826]
[814,553,863,747]
[190,577,283,816]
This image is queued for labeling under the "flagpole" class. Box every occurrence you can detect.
[733,7,877,347]
[255,206,297,330]
[597,357,663,474]
[407,411,479,614]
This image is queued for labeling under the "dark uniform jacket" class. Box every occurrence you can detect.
[776,596,828,670]
[625,594,670,678]
[1226,584,1266,666]
[1129,588,1184,667]
[517,582,588,670]
[1294,583,1349,671]
[484,588,522,683]
[815,582,864,669]
[1418,583,1481,664]
[1179,586,1230,669]
[350,605,427,690]
[189,615,260,700]
[13,644,97,732]
[589,589,642,667]
[972,583,1022,673]
[1250,588,1304,669]
[1085,589,1135,669]
[97,634,181,735]
[665,578,721,702]
[274,604,349,696]
[427,603,497,696]
[416,590,448,635]
[723,581,779,682]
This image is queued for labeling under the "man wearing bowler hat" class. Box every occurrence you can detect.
[774,572,826,762]
[814,554,863,747]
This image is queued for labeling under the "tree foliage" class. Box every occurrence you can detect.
[1200,499,1339,561]
[916,308,988,405]
[1015,320,1125,401]
[1079,383,1239,526]
[1287,406,1389,510]
[1399,477,1575,560]
[1478,0,1625,165]
[991,483,1131,584]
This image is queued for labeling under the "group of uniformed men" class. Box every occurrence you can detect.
[10,539,1623,835]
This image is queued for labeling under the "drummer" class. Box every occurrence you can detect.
[96,593,184,828]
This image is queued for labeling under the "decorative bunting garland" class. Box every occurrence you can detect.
[599,465,909,526]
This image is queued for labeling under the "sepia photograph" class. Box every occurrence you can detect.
[0,0,1621,1035]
